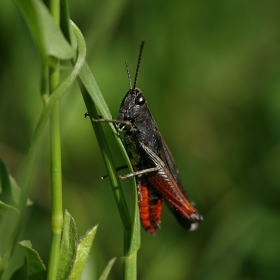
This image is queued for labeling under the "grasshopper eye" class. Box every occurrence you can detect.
[136,95,145,105]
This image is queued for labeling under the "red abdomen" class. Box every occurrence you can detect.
[138,178,163,234]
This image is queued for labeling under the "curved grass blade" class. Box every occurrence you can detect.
[77,59,140,280]
[13,0,73,62]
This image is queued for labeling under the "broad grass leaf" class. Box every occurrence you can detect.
[13,0,73,62]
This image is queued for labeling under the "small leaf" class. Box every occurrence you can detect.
[9,169,33,206]
[98,258,117,280]
[0,201,20,216]
[0,159,20,216]
[13,0,73,62]
[57,210,78,280]
[68,225,98,280]
[0,160,32,216]
[18,240,46,280]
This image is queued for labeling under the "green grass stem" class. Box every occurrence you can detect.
[47,0,64,279]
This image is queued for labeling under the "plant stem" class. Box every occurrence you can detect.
[123,252,137,280]
[47,0,63,279]
[48,98,63,280]
[76,67,140,279]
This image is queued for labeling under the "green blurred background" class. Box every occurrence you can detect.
[1,0,280,279]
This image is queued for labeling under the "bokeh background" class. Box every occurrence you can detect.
[1,0,280,279]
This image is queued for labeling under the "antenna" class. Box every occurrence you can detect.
[125,61,132,89]
[133,41,145,89]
